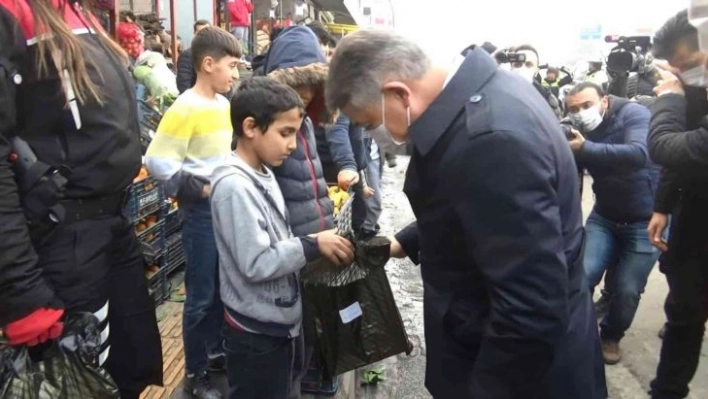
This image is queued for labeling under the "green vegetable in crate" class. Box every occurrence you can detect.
[132,52,178,99]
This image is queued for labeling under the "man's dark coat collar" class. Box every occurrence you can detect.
[409,47,498,157]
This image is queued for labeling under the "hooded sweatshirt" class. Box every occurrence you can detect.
[574,96,661,223]
[264,26,336,236]
[211,153,320,337]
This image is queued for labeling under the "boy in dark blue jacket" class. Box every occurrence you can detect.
[264,25,340,397]
[565,82,663,365]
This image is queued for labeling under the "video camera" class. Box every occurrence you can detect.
[495,51,527,65]
[605,35,651,74]
[604,35,652,98]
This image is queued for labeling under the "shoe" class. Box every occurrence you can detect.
[207,352,226,372]
[184,372,222,399]
[316,376,339,396]
[594,295,610,319]
[658,324,667,340]
[601,340,621,365]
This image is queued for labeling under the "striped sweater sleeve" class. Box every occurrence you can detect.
[145,101,207,201]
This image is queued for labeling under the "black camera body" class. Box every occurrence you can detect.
[495,51,527,65]
[560,119,575,140]
[604,35,652,98]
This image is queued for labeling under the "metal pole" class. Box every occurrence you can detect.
[170,0,177,64]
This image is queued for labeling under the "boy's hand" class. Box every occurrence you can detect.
[317,231,354,265]
[338,170,359,191]
[363,186,375,199]
[202,184,212,198]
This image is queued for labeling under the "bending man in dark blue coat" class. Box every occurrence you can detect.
[326,30,607,399]
[564,82,662,366]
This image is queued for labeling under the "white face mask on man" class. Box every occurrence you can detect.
[679,65,708,87]
[570,104,605,133]
[513,66,537,84]
[381,93,411,145]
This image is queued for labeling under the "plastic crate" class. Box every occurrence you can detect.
[164,232,186,276]
[137,100,162,153]
[148,268,170,306]
[163,202,181,236]
[128,176,163,222]
[137,223,166,259]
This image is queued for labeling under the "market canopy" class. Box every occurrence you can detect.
[310,0,356,25]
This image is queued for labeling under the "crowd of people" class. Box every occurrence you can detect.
[0,0,707,398]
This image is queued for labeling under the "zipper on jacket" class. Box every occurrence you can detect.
[298,131,325,230]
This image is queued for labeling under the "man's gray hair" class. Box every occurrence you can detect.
[325,29,431,111]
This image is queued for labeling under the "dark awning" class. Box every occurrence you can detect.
[310,0,356,25]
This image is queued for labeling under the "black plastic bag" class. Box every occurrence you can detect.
[301,195,391,286]
[304,267,413,377]
[0,313,119,399]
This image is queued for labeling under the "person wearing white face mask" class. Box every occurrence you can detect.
[326,32,607,399]
[507,44,563,118]
[564,81,663,366]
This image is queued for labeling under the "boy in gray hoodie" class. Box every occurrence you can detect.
[210,77,354,399]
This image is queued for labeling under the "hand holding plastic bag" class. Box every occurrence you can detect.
[1,313,119,399]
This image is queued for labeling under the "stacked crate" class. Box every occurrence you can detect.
[162,199,186,276]
[129,174,170,306]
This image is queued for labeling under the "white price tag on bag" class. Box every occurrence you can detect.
[339,302,363,324]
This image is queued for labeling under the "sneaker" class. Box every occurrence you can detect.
[594,295,610,319]
[658,324,667,339]
[184,372,222,399]
[207,352,226,372]
[601,340,621,365]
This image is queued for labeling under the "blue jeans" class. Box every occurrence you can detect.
[181,199,224,374]
[362,157,382,233]
[223,326,294,399]
[584,210,662,342]
[231,26,250,55]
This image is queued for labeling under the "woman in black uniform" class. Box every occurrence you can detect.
[0,0,162,397]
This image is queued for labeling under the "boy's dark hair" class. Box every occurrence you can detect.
[144,36,163,52]
[192,27,242,71]
[653,10,699,60]
[194,19,210,32]
[307,21,337,47]
[231,77,305,139]
[568,81,605,98]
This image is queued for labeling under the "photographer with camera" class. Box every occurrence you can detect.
[645,10,708,399]
[497,44,563,118]
[563,82,662,365]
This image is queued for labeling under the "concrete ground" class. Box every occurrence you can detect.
[143,160,707,399]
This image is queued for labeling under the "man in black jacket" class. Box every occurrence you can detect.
[176,19,210,93]
[326,30,606,399]
[647,9,708,399]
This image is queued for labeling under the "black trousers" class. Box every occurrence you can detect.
[36,214,163,397]
[650,248,708,399]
